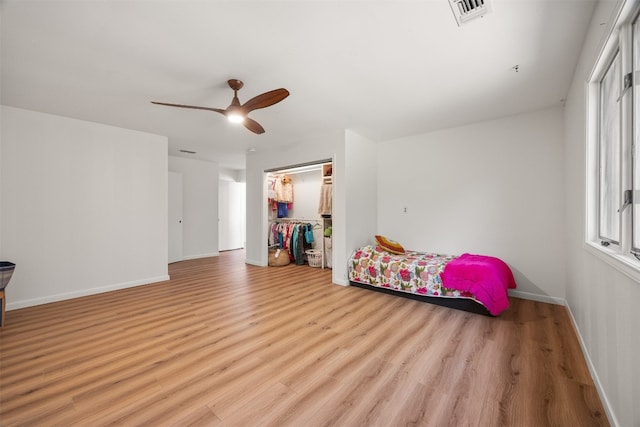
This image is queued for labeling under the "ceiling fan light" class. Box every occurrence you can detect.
[227,113,245,124]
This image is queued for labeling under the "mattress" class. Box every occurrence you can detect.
[348,245,516,316]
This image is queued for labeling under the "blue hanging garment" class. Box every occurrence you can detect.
[305,224,314,243]
[277,202,288,218]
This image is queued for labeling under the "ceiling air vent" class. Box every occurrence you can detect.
[448,0,493,26]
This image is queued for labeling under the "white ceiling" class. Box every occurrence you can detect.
[1,0,597,170]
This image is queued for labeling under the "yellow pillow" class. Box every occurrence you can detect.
[375,235,405,254]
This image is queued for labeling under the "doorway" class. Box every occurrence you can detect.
[168,171,183,263]
[219,180,246,251]
[264,159,333,268]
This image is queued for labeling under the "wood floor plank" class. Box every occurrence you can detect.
[0,250,609,426]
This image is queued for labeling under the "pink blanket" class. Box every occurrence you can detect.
[441,253,516,316]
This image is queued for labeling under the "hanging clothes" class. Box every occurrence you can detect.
[267,177,278,212]
[277,202,288,218]
[275,175,294,203]
[269,222,276,246]
[269,221,315,265]
[290,222,313,264]
[304,224,314,244]
[318,183,332,216]
[295,226,307,265]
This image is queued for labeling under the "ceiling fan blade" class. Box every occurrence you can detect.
[151,101,226,115]
[243,117,265,134]
[242,88,289,113]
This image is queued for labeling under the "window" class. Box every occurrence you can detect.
[588,2,640,275]
[598,51,621,244]
[633,19,640,251]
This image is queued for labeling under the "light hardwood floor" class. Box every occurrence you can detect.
[0,250,608,426]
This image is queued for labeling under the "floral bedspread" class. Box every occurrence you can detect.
[348,245,478,301]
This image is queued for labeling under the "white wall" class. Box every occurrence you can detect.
[280,169,323,220]
[219,167,245,183]
[378,108,566,301]
[0,105,3,255]
[345,130,378,254]
[564,0,639,425]
[0,106,169,309]
[168,156,219,260]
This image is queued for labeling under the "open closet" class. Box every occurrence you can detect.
[266,159,333,269]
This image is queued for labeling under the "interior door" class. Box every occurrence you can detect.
[219,180,245,251]
[168,171,183,263]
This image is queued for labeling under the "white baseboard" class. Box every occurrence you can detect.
[245,258,267,267]
[6,275,170,311]
[180,252,219,261]
[508,289,565,306]
[565,305,619,427]
[333,278,349,286]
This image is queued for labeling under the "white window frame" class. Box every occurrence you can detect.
[586,0,640,282]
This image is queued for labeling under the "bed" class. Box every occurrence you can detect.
[348,244,517,316]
